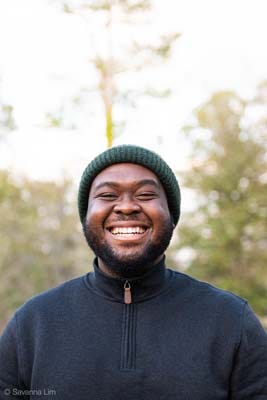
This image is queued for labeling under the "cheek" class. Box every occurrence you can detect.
[86,202,111,227]
[143,202,171,224]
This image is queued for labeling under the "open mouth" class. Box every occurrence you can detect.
[110,226,146,235]
[106,225,150,240]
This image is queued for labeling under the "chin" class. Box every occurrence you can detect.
[97,243,165,278]
[83,217,173,278]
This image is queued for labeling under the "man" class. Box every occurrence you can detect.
[0,144,267,400]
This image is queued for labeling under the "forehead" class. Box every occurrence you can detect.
[90,163,163,191]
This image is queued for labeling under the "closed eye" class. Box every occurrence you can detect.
[96,193,118,200]
[136,192,158,200]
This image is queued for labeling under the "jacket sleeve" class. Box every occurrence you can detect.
[230,303,267,399]
[0,314,26,399]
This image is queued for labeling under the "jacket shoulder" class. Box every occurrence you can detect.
[169,268,247,308]
[15,275,88,321]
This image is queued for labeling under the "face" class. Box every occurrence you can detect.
[83,163,174,278]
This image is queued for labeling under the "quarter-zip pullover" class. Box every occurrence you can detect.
[0,258,267,399]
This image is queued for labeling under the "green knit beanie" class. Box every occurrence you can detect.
[78,145,181,226]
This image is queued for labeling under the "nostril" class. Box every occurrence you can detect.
[113,200,141,213]
[114,208,141,215]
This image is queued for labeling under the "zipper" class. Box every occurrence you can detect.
[124,280,132,304]
[121,280,136,370]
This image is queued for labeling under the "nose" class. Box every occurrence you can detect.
[113,194,141,215]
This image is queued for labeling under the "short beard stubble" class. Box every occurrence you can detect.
[83,217,174,278]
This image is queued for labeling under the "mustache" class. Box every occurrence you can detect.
[106,214,150,223]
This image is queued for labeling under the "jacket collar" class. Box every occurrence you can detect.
[85,256,172,303]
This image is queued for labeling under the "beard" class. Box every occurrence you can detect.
[83,217,174,278]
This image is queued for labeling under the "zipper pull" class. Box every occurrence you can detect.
[124,281,132,304]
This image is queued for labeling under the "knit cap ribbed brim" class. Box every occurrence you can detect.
[78,145,181,226]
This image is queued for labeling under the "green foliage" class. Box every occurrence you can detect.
[134,32,181,60]
[0,103,16,137]
[45,111,64,128]
[0,171,92,333]
[63,0,152,13]
[0,79,16,134]
[172,88,267,318]
[0,104,16,130]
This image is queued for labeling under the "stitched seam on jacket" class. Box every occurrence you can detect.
[234,300,248,355]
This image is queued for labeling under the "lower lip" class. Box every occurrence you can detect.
[106,228,150,242]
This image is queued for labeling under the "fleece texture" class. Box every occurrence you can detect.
[1,259,267,400]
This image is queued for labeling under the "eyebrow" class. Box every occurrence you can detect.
[94,179,160,191]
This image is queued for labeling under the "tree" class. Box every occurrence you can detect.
[172,88,267,320]
[0,171,92,333]
[47,0,180,146]
[0,79,16,138]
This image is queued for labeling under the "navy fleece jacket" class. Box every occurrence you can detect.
[0,259,267,399]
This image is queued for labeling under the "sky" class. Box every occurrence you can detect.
[0,0,267,192]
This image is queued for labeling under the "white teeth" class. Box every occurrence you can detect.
[110,227,146,235]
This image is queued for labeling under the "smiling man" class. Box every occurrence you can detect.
[0,145,267,400]
[83,162,174,279]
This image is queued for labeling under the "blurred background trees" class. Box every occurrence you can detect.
[171,83,267,323]
[0,171,91,333]
[0,88,16,138]
[46,0,179,146]
[1,81,266,333]
[0,74,89,332]
[0,1,267,333]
